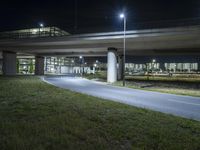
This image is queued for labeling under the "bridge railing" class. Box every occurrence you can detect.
[1,18,200,40]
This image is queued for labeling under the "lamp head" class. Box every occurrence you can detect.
[39,23,44,27]
[120,13,125,19]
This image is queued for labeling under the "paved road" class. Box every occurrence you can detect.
[43,76,200,121]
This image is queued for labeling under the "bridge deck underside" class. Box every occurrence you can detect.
[0,26,200,56]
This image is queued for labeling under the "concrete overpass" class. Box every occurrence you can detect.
[0,25,200,82]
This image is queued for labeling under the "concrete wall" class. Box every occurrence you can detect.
[61,66,74,74]
[2,51,16,75]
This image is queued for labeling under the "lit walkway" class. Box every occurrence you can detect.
[43,76,200,121]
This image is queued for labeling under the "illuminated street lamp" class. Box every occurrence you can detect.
[174,64,177,73]
[119,13,126,86]
[120,14,125,19]
[39,23,44,28]
[39,23,44,36]
[152,59,156,71]
[79,56,84,76]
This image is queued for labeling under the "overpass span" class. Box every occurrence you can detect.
[0,25,200,82]
[1,25,200,56]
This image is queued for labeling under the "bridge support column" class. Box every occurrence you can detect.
[118,55,123,80]
[35,56,44,75]
[107,48,117,83]
[2,51,17,75]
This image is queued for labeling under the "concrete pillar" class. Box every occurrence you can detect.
[118,55,123,80]
[2,51,17,75]
[35,56,44,75]
[107,48,117,83]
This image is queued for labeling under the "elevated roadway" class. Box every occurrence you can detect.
[1,25,200,56]
[0,25,200,81]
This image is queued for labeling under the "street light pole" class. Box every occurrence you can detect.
[79,56,83,77]
[120,13,126,86]
[39,23,44,37]
[123,16,126,86]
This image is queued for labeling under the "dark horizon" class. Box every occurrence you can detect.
[1,0,200,33]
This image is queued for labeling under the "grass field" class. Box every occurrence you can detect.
[0,76,200,150]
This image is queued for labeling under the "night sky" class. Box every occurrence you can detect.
[0,0,200,33]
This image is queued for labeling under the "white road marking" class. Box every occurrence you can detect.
[167,98,200,106]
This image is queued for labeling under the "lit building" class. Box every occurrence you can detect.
[0,27,70,39]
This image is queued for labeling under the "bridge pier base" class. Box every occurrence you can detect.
[2,51,17,75]
[118,55,123,80]
[107,48,117,83]
[35,56,44,75]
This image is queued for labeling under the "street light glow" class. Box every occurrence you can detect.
[120,13,125,18]
[39,23,44,27]
[79,56,83,59]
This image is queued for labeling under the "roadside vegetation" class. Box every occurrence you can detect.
[114,81,200,97]
[126,74,200,83]
[114,75,200,97]
[84,72,200,97]
[0,76,200,149]
[83,71,107,81]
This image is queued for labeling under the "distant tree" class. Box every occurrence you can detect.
[29,59,34,74]
[17,59,19,74]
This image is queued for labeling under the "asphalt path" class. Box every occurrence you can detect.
[43,76,200,121]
